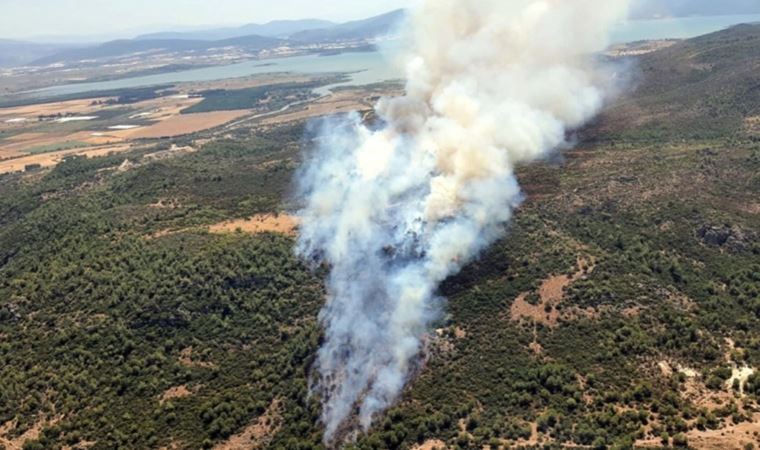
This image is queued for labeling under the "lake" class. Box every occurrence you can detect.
[22,14,760,99]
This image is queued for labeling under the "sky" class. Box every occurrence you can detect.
[0,0,411,41]
[2,0,760,41]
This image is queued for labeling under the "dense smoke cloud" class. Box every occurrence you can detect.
[296,0,630,443]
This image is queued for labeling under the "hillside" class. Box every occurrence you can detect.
[632,0,760,19]
[0,40,78,68]
[31,34,286,66]
[30,10,404,67]
[592,24,760,140]
[0,24,759,450]
[289,9,405,43]
[136,19,336,41]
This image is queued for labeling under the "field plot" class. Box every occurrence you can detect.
[119,110,250,139]
[256,87,395,125]
[0,143,131,174]
[0,131,125,160]
[0,97,113,120]
[182,74,320,93]
[0,89,241,170]
[0,74,372,175]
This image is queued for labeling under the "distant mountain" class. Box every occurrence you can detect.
[631,0,760,19]
[133,9,406,44]
[0,40,79,67]
[135,19,336,41]
[28,10,406,67]
[32,34,285,66]
[289,9,406,43]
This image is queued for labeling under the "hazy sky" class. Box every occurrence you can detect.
[3,0,760,41]
[1,0,411,40]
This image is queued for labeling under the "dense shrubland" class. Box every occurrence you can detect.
[2,25,760,450]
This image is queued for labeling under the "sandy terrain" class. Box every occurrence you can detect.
[213,399,282,450]
[208,214,299,236]
[0,143,131,174]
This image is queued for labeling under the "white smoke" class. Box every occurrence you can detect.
[296,0,630,443]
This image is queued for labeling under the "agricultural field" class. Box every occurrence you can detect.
[0,24,759,450]
[0,74,356,175]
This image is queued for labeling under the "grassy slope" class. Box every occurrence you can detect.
[0,25,759,450]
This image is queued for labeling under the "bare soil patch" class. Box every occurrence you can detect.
[0,98,113,119]
[213,399,283,450]
[178,346,216,369]
[120,110,249,139]
[686,413,760,450]
[159,385,194,404]
[0,143,131,174]
[668,362,733,411]
[740,202,760,215]
[0,415,63,450]
[61,440,97,450]
[510,257,595,327]
[745,116,760,136]
[0,130,125,159]
[208,214,299,236]
[411,439,448,450]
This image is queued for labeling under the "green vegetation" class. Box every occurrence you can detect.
[27,140,91,155]
[0,85,176,109]
[0,24,759,450]
[181,80,340,114]
[594,24,760,141]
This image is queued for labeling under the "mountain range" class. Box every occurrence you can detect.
[12,10,404,68]
[3,2,760,68]
[134,19,337,41]
[30,34,287,67]
[0,40,80,68]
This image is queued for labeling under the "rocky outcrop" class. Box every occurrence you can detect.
[697,224,756,253]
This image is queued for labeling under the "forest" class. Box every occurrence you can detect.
[0,24,759,450]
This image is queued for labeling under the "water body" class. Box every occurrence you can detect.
[25,49,403,99]
[21,14,760,99]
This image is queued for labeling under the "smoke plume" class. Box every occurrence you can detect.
[296,0,630,442]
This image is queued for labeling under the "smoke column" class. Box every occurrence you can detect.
[296,0,630,442]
